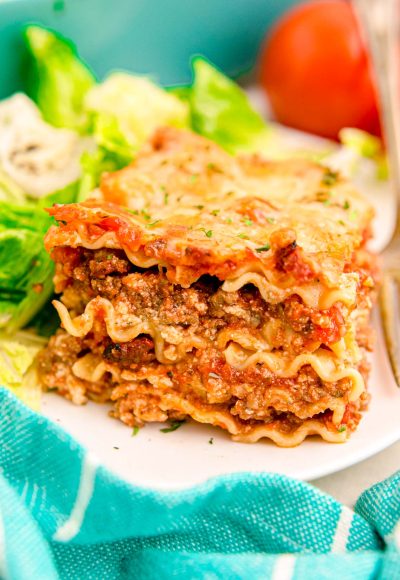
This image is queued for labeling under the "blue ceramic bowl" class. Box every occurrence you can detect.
[0,0,300,98]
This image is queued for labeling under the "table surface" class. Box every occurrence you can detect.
[313,441,400,506]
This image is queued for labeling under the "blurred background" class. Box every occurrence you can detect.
[0,0,382,141]
[0,0,298,93]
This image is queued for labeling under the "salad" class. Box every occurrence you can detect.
[0,25,385,408]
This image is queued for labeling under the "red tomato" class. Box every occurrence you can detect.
[259,0,381,140]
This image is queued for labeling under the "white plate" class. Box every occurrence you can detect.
[41,313,400,490]
[41,118,400,490]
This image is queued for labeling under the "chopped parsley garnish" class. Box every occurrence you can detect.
[147,220,161,228]
[194,204,204,210]
[160,420,185,433]
[343,200,350,210]
[242,217,253,226]
[113,446,119,450]
[128,209,139,216]
[266,217,276,224]
[131,426,140,437]
[209,372,221,379]
[316,190,331,204]
[199,228,213,238]
[209,437,214,445]
[338,220,345,226]
[338,425,347,433]
[211,209,220,216]
[226,191,235,197]
[322,169,338,186]
[163,192,169,205]
[226,218,233,224]
[141,209,152,221]
[106,254,113,260]
[255,244,271,252]
[190,173,199,183]
[207,162,222,173]
[349,210,358,221]
[237,233,249,239]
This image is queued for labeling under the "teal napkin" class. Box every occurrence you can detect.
[0,387,398,579]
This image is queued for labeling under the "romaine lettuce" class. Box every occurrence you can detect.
[85,72,189,149]
[0,331,46,409]
[24,25,96,132]
[187,58,270,154]
[0,206,54,334]
[0,166,27,204]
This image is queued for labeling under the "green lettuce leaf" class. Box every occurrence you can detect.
[0,166,28,204]
[28,301,61,338]
[0,224,50,333]
[37,180,79,209]
[0,331,46,409]
[0,179,79,334]
[77,147,129,202]
[24,25,96,132]
[0,219,54,334]
[84,72,189,149]
[188,58,270,154]
[338,128,388,180]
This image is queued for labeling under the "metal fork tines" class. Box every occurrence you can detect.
[354,0,400,386]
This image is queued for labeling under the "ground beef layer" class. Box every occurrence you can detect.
[51,247,372,356]
[38,329,369,437]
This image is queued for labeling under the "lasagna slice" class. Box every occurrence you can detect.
[38,127,377,446]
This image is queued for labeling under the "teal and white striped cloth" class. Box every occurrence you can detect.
[0,387,399,579]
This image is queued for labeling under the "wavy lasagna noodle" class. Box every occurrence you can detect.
[38,127,377,446]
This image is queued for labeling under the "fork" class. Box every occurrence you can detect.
[353,0,400,386]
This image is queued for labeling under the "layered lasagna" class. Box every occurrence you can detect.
[38,127,377,446]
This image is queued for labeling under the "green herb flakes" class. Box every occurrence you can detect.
[322,169,338,186]
[209,437,214,445]
[141,209,151,221]
[316,191,331,204]
[160,420,185,433]
[147,220,161,228]
[338,425,346,433]
[343,200,350,210]
[255,244,271,253]
[242,217,253,226]
[211,209,220,216]
[237,233,249,239]
[207,162,222,173]
[131,426,140,437]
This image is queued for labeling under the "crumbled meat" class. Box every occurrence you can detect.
[54,247,357,352]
